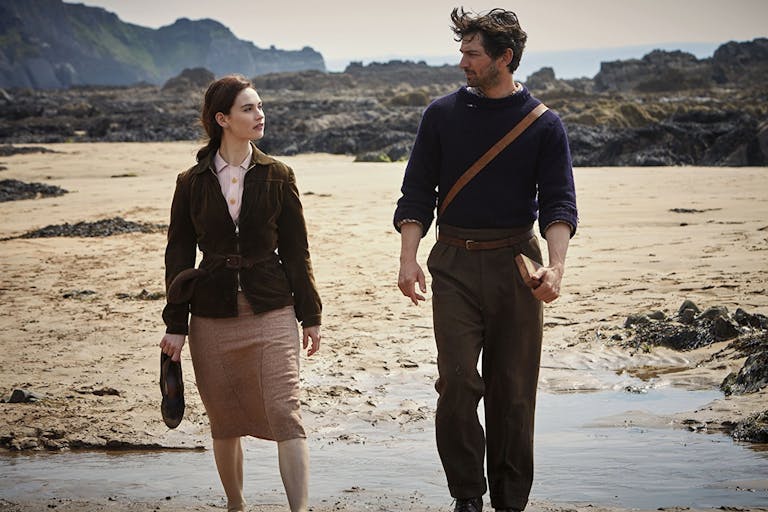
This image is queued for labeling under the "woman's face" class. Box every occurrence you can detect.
[217,87,265,142]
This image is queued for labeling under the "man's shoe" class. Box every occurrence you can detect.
[455,497,483,512]
[160,351,185,428]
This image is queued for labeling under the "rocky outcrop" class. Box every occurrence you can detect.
[595,50,712,92]
[0,0,325,89]
[162,68,215,92]
[594,38,768,93]
[712,38,768,85]
[0,38,766,167]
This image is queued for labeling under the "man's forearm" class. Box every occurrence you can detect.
[544,222,571,270]
[399,222,423,263]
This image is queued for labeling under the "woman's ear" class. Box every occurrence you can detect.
[215,112,227,128]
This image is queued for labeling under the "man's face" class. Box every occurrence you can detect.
[459,33,504,90]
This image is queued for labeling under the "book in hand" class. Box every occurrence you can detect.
[515,253,542,289]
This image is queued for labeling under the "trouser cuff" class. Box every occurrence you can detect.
[449,479,487,500]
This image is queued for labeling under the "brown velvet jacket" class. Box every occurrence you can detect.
[162,144,321,335]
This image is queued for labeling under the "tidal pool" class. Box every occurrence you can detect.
[2,387,766,509]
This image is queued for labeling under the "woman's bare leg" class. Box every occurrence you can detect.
[277,438,309,512]
[213,437,245,511]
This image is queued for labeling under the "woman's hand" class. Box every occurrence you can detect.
[160,333,186,362]
[302,325,321,357]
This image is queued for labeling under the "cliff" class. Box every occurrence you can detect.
[0,0,325,89]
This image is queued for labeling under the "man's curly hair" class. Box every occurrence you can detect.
[450,7,527,73]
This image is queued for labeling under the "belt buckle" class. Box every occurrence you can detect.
[225,255,242,269]
[465,239,477,250]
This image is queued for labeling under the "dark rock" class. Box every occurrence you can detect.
[732,411,768,443]
[712,315,740,341]
[0,144,55,156]
[16,216,166,239]
[721,350,768,395]
[734,307,768,329]
[631,322,714,350]
[595,50,712,93]
[8,388,43,403]
[670,208,708,213]
[678,308,697,325]
[647,310,667,321]
[62,289,96,299]
[595,39,768,93]
[678,299,701,315]
[712,38,768,85]
[162,68,215,92]
[699,306,729,321]
[0,179,67,202]
[625,314,651,328]
[76,386,120,396]
[116,289,165,301]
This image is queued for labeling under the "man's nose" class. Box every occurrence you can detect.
[459,55,469,69]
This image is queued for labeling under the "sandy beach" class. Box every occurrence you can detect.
[0,142,767,512]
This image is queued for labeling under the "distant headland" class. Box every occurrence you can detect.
[0,0,325,89]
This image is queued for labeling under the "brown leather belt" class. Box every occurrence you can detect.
[437,228,534,250]
[203,253,272,270]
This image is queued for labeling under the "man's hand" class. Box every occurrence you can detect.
[531,264,563,303]
[159,333,186,362]
[532,221,571,303]
[398,222,427,305]
[398,259,427,305]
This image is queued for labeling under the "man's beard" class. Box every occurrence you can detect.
[466,62,501,90]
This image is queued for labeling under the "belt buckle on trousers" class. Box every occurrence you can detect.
[464,239,479,250]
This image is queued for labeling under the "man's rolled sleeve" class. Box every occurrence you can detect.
[536,116,578,238]
[393,106,440,237]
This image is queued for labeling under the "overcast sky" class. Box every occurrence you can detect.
[73,0,767,68]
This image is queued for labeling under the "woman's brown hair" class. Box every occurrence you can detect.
[197,74,253,162]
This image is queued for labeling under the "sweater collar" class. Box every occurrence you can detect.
[458,85,532,108]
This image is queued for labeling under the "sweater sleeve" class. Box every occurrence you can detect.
[393,105,440,237]
[536,115,578,238]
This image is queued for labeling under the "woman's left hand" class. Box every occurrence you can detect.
[302,325,321,356]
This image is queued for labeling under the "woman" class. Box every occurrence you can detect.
[159,74,321,512]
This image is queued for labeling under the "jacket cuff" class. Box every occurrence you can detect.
[165,324,189,336]
[300,314,322,328]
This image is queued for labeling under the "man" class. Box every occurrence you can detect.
[393,7,577,512]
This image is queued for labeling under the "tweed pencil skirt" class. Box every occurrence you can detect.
[188,294,305,441]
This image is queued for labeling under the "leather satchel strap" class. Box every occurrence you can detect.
[438,102,549,218]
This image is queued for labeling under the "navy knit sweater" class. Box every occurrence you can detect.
[394,86,578,238]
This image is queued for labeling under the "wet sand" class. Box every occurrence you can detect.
[0,142,767,511]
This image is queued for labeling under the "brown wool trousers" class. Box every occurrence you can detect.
[427,224,544,511]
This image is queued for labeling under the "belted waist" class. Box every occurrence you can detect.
[202,252,274,269]
[437,224,534,251]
